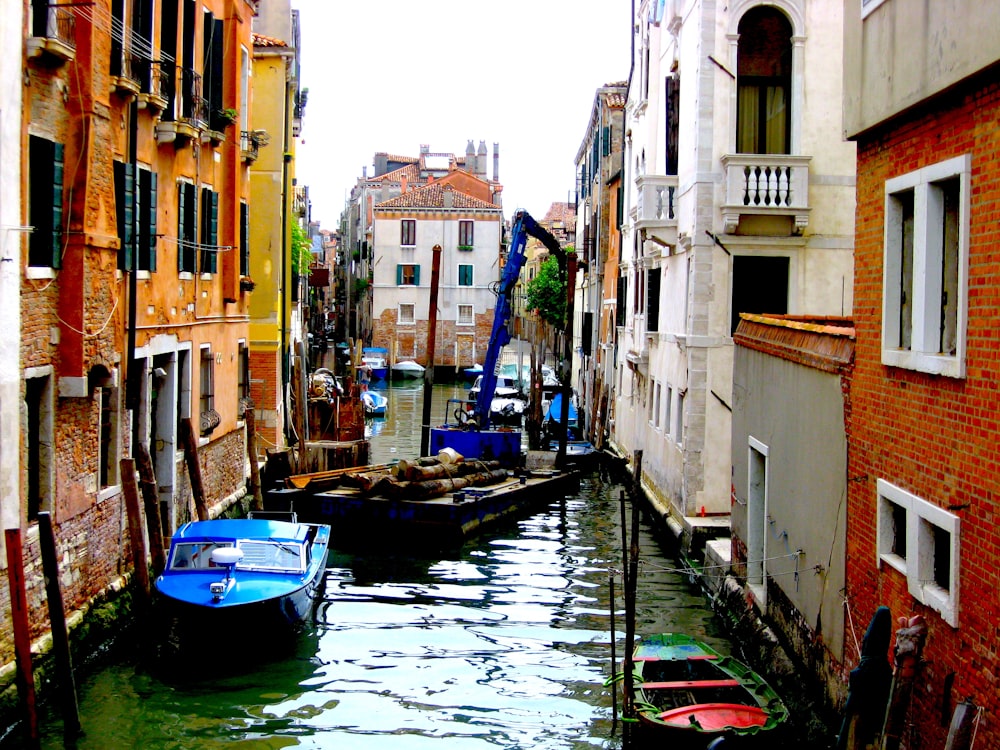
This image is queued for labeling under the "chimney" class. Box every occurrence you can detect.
[443,184,454,208]
[477,141,487,177]
[401,175,407,193]
[492,142,499,182]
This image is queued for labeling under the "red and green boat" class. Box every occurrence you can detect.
[626,633,789,746]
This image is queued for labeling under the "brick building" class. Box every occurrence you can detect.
[842,0,1000,746]
[371,180,503,374]
[4,0,258,697]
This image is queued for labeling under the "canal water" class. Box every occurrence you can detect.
[22,382,817,749]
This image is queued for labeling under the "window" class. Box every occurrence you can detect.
[616,275,627,328]
[457,304,474,325]
[877,479,960,626]
[239,201,249,277]
[458,264,473,287]
[397,263,419,286]
[675,390,684,446]
[199,186,218,274]
[178,181,197,273]
[117,164,157,272]
[664,385,673,438]
[883,155,969,378]
[203,12,226,131]
[652,381,661,428]
[28,135,64,269]
[401,219,416,247]
[199,346,217,436]
[736,7,791,155]
[25,372,54,520]
[458,220,474,250]
[98,383,120,489]
[398,303,415,324]
[732,256,789,334]
[646,267,660,333]
[237,341,249,417]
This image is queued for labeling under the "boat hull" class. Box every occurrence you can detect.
[154,519,331,638]
[627,633,789,746]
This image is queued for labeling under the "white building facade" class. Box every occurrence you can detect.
[613,0,856,528]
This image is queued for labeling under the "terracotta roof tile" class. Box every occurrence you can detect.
[368,163,421,183]
[253,33,287,47]
[374,153,419,164]
[374,183,499,211]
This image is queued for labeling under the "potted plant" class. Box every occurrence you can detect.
[217,107,239,127]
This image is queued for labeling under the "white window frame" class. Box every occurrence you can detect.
[882,154,970,378]
[401,219,416,248]
[456,303,474,326]
[398,303,415,325]
[876,479,960,627]
[664,385,673,439]
[861,0,889,20]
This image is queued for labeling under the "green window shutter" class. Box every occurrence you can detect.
[602,126,611,156]
[51,142,64,269]
[115,162,134,271]
[413,265,420,286]
[240,202,249,276]
[209,189,218,273]
[396,264,403,285]
[147,171,158,272]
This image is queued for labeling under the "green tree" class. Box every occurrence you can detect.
[290,220,312,276]
[525,251,570,327]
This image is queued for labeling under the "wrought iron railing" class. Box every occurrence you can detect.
[31,3,76,46]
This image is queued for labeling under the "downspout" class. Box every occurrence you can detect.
[281,79,291,437]
[125,97,140,448]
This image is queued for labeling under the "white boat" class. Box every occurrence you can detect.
[392,360,425,379]
[361,390,388,417]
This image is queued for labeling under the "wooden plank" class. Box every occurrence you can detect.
[640,679,740,690]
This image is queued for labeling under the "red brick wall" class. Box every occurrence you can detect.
[373,308,493,369]
[848,75,1000,749]
[249,348,284,450]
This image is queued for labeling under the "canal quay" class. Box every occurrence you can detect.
[17,384,834,749]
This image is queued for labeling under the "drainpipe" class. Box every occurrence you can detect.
[125,97,140,449]
[281,85,291,439]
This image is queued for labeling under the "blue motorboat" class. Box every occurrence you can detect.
[361,389,388,417]
[360,347,389,380]
[154,516,331,631]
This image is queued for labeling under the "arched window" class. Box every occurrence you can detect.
[736,7,792,155]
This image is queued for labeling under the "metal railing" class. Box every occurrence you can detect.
[31,3,76,46]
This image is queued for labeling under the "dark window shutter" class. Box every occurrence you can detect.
[145,170,158,271]
[240,202,249,276]
[51,142,64,269]
[413,265,420,286]
[616,274,627,328]
[396,264,403,285]
[646,267,661,332]
[581,312,593,355]
[115,161,134,271]
[602,126,611,156]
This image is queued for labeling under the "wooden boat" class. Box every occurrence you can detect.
[361,389,388,417]
[391,360,425,379]
[154,516,331,631]
[627,633,788,745]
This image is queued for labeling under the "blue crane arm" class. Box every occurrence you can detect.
[475,210,564,429]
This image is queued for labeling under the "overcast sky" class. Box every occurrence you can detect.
[292,0,630,229]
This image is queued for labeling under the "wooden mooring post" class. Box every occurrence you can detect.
[5,528,39,746]
[37,512,81,737]
[182,417,209,521]
[135,442,166,575]
[245,404,264,511]
[120,458,151,603]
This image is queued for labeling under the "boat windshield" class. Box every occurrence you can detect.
[169,540,305,572]
[236,540,304,572]
[169,542,233,570]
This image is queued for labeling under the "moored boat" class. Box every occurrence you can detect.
[391,360,425,379]
[361,389,388,417]
[154,516,331,633]
[361,347,389,380]
[625,633,788,745]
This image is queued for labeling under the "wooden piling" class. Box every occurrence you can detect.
[245,404,264,511]
[120,459,151,601]
[5,528,39,746]
[135,442,165,575]
[37,512,81,736]
[181,417,209,521]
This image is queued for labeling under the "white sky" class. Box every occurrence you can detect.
[292,0,630,229]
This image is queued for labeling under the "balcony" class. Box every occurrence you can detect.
[110,51,141,97]
[240,130,270,163]
[633,174,678,248]
[721,154,811,234]
[27,5,76,62]
[137,61,168,113]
